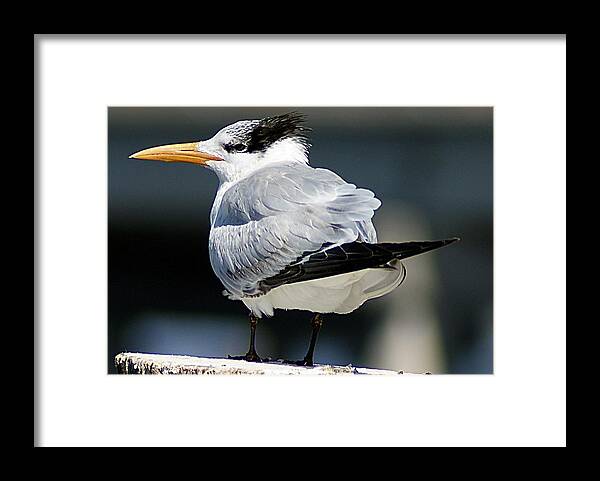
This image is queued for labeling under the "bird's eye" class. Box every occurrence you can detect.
[232,143,246,152]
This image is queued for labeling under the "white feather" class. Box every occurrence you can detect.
[200,133,403,317]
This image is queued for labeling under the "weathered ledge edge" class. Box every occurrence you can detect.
[114,352,430,376]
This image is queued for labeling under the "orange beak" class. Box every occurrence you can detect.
[129,142,223,165]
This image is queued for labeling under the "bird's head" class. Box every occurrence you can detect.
[130,112,311,183]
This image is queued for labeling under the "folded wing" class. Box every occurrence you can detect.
[260,239,459,291]
[209,162,381,298]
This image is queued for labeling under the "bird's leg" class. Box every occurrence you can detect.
[303,314,324,366]
[286,314,324,367]
[228,314,263,362]
[245,315,262,362]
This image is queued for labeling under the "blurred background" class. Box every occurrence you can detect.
[108,107,493,374]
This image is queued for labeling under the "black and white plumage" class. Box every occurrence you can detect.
[131,112,458,363]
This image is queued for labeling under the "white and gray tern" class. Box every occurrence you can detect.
[131,112,458,365]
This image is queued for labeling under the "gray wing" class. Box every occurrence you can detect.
[209,162,381,299]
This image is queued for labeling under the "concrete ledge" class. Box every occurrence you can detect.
[114,352,427,375]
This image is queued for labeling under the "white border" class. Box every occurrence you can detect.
[36,36,566,447]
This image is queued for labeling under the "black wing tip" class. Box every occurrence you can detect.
[443,237,460,245]
[425,237,460,251]
[259,238,461,292]
[379,237,460,261]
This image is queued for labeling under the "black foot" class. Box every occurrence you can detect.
[228,351,263,363]
[283,357,314,367]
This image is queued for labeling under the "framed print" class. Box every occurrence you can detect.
[35,34,566,447]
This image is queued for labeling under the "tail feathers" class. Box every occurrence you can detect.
[378,238,460,261]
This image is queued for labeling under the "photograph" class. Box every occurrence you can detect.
[108,107,493,375]
[36,35,565,447]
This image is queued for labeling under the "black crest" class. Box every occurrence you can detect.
[246,112,311,153]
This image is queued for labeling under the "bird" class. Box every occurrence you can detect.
[130,112,458,366]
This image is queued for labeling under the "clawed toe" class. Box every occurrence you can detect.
[283,358,314,367]
[228,352,263,363]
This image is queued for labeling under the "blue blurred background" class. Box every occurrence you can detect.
[108,107,493,374]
